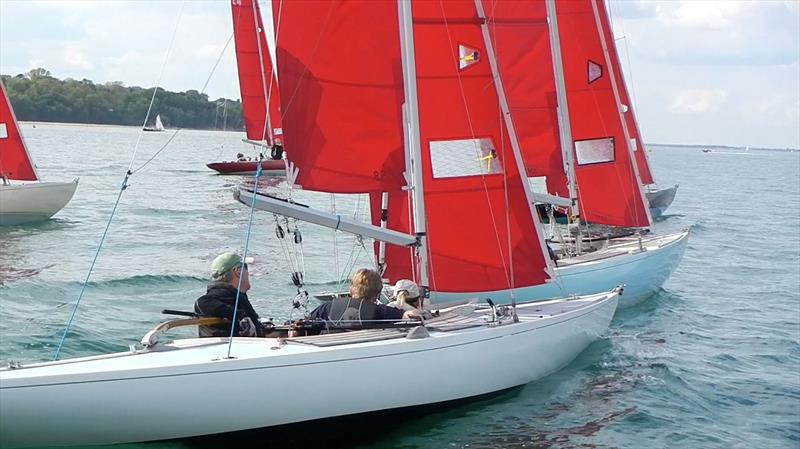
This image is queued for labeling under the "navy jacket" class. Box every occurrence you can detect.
[194,284,264,337]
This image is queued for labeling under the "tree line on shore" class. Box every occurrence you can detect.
[2,69,243,130]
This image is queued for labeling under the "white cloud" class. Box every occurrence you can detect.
[655,1,750,29]
[668,88,729,114]
[62,45,92,70]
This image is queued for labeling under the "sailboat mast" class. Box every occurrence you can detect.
[589,0,652,225]
[544,0,579,218]
[473,0,557,283]
[397,0,429,292]
[252,0,273,146]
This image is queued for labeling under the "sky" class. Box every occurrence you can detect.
[0,0,798,149]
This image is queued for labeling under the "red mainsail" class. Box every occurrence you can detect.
[480,1,568,196]
[231,0,282,144]
[556,0,650,227]
[272,1,406,193]
[378,1,552,292]
[594,0,654,185]
[0,79,37,181]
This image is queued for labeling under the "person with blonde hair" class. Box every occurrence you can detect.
[309,268,420,322]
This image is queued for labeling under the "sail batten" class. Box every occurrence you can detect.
[0,80,38,181]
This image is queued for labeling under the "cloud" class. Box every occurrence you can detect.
[62,45,93,70]
[609,0,799,66]
[668,88,729,114]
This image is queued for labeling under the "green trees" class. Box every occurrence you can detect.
[1,69,244,130]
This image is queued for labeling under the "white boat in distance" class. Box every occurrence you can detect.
[143,114,165,132]
[0,290,619,448]
[0,79,78,225]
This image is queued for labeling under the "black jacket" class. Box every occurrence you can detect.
[194,284,264,337]
[308,297,406,322]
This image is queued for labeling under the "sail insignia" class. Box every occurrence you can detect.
[458,44,480,70]
[587,59,603,84]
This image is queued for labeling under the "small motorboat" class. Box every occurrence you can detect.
[206,158,285,175]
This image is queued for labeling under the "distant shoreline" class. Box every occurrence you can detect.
[17,121,242,133]
[649,143,799,152]
[15,121,798,152]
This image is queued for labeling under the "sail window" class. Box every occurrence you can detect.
[429,138,503,179]
[527,176,548,194]
[0,123,7,139]
[575,137,615,166]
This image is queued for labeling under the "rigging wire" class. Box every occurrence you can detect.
[226,162,264,359]
[53,2,186,361]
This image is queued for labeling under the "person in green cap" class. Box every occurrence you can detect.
[194,252,265,338]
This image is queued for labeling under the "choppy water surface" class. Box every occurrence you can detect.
[1,124,798,448]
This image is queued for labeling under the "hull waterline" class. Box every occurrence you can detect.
[0,179,78,225]
[430,230,689,309]
[0,291,618,448]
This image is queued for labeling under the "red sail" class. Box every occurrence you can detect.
[231,0,281,143]
[556,0,650,227]
[0,80,37,181]
[480,1,568,197]
[594,0,654,185]
[379,1,552,292]
[272,1,405,193]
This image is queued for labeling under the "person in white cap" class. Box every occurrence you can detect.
[194,252,264,338]
[387,279,422,312]
[387,279,432,318]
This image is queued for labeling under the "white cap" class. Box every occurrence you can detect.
[393,279,420,299]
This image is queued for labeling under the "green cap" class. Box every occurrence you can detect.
[210,252,244,278]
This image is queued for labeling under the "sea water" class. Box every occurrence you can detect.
[0,123,798,448]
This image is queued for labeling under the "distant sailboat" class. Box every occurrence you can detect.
[0,79,78,226]
[142,114,165,132]
[206,0,284,176]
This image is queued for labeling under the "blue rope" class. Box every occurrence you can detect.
[53,173,131,361]
[226,160,264,359]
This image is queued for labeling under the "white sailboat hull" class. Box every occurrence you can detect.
[0,179,78,225]
[646,184,679,218]
[431,230,689,309]
[0,291,618,448]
